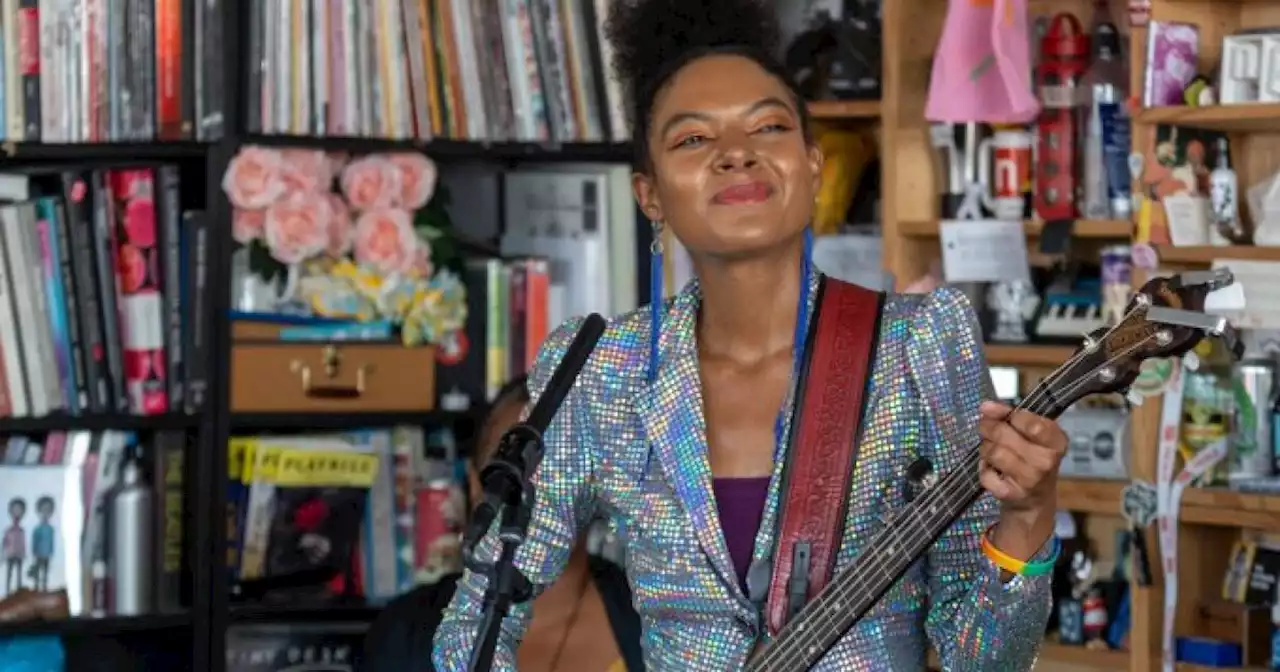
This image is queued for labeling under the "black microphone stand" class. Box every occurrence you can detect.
[463,425,541,672]
[458,313,607,671]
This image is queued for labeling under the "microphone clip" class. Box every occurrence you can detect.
[461,423,544,672]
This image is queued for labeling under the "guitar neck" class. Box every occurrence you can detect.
[744,446,983,672]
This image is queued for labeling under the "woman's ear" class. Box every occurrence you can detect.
[807,143,825,196]
[632,172,664,223]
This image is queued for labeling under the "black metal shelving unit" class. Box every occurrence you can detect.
[0,1,633,668]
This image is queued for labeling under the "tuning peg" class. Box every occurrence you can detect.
[1126,389,1145,406]
[1184,351,1200,371]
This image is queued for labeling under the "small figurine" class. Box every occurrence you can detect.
[1081,588,1109,647]
[987,280,1039,342]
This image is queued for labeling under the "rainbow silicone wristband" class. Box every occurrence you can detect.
[980,527,1059,577]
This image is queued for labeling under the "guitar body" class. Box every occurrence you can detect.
[745,271,1242,672]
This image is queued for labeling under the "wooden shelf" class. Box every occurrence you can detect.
[985,344,1078,368]
[807,99,881,120]
[1155,244,1280,265]
[1179,488,1280,532]
[1136,103,1280,133]
[1055,481,1280,532]
[929,643,1129,670]
[1041,643,1130,669]
[1058,478,1125,516]
[1177,660,1269,665]
[901,219,1131,238]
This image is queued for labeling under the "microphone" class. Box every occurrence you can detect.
[463,313,608,554]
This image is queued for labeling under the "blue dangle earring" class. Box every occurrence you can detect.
[647,219,664,385]
[642,219,665,481]
[802,225,814,276]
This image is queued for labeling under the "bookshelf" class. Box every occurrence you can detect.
[882,0,1280,669]
[0,1,888,671]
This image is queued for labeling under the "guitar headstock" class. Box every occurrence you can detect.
[1031,269,1244,417]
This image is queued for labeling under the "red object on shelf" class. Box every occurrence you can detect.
[1033,13,1090,221]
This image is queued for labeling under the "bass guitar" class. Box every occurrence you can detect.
[744,269,1243,671]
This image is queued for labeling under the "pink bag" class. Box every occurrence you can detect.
[925,0,1040,124]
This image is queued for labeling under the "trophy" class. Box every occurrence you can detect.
[986,280,1039,343]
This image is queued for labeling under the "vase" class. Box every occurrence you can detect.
[230,247,301,313]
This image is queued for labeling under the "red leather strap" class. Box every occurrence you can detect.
[765,277,884,635]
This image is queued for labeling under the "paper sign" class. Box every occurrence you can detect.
[939,219,1031,283]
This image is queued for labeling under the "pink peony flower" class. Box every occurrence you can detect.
[341,156,401,211]
[222,146,286,209]
[232,208,267,244]
[278,149,332,195]
[409,240,433,278]
[353,208,417,274]
[386,153,438,210]
[326,194,353,257]
[263,192,332,264]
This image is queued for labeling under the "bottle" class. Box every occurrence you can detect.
[109,453,153,615]
[1080,19,1131,219]
[1209,137,1241,246]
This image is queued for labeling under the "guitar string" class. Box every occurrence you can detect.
[749,330,1161,671]
[748,331,1123,669]
[750,299,1160,668]
[751,332,1158,671]
[752,330,1156,671]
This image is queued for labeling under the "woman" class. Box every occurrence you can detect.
[435,0,1068,669]
[362,377,643,672]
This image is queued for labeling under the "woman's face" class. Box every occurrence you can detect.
[633,54,822,259]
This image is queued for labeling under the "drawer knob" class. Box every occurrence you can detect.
[289,345,372,398]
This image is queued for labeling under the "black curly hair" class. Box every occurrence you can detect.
[604,0,813,172]
[470,375,530,467]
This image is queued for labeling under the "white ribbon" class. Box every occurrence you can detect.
[1154,360,1228,672]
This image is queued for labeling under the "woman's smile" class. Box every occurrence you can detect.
[712,181,774,205]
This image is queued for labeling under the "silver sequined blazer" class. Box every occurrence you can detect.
[434,274,1053,671]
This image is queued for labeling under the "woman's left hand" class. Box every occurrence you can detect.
[976,400,1069,555]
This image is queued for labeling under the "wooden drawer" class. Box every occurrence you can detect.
[231,342,436,413]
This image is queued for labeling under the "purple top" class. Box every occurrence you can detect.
[712,477,771,589]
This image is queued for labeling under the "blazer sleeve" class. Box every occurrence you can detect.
[905,286,1054,671]
[432,316,601,670]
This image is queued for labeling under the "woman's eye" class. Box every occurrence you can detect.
[675,134,706,148]
[755,123,789,133]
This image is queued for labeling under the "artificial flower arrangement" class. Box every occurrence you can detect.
[222,145,467,348]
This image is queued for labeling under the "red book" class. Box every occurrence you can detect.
[108,169,168,415]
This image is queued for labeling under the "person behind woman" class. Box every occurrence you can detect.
[361,376,643,672]
[434,0,1070,668]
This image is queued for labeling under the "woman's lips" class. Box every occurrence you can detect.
[712,182,773,205]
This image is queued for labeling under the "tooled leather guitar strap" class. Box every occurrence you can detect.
[759,276,885,635]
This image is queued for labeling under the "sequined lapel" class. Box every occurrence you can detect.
[631,281,742,598]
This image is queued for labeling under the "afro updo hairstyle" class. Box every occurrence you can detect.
[604,0,814,173]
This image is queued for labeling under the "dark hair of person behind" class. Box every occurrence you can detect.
[604,0,813,172]
[469,374,530,467]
